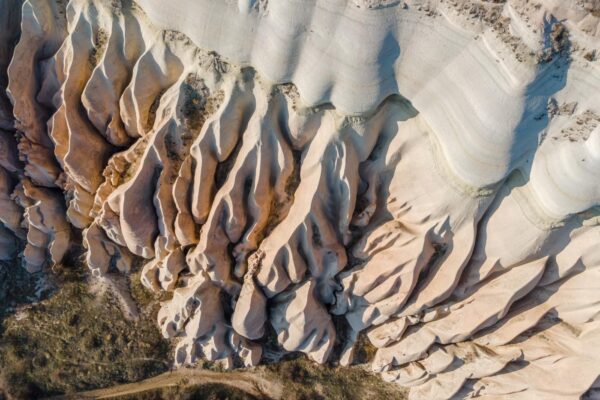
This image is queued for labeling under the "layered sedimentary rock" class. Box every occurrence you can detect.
[1,0,600,398]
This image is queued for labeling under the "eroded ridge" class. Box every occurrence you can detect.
[1,0,600,399]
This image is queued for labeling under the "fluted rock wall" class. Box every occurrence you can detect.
[1,0,600,399]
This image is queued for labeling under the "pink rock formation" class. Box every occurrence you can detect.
[1,0,600,398]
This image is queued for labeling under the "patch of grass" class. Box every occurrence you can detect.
[0,261,170,399]
[129,269,160,310]
[354,332,378,364]
[118,383,259,400]
[145,89,165,132]
[263,357,407,400]
[0,260,41,322]
[89,28,108,67]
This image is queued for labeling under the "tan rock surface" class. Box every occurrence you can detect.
[1,0,600,398]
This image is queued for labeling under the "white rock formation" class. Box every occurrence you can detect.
[1,0,600,398]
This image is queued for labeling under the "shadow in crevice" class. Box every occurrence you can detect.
[376,32,401,101]
[507,15,572,181]
[338,93,419,273]
[445,18,578,303]
[453,360,531,398]
[0,0,23,130]
[470,255,584,345]
[582,376,600,400]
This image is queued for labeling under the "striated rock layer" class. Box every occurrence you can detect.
[1,0,600,398]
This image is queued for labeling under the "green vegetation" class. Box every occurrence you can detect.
[0,260,40,322]
[0,259,170,399]
[115,383,259,400]
[262,357,407,400]
[88,28,108,67]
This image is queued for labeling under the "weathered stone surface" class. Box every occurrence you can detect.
[1,0,600,398]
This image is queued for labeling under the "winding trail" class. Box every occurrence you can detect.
[48,368,282,399]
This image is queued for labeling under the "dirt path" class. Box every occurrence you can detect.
[48,368,283,399]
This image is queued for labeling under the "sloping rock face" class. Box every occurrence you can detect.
[1,0,600,398]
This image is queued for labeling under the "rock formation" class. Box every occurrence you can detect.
[1,0,600,398]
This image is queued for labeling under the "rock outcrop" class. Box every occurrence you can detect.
[1,0,600,398]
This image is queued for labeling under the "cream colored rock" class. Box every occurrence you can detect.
[271,279,336,364]
[1,0,600,398]
[83,222,134,276]
[232,276,267,341]
[20,179,70,272]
